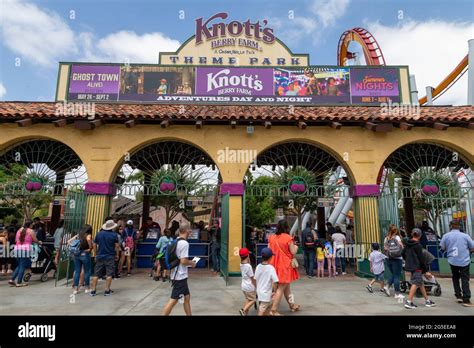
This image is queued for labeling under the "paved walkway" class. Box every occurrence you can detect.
[0,269,471,316]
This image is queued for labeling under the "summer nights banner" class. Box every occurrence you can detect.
[67,64,402,105]
[349,67,400,104]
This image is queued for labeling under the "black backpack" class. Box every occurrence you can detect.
[303,230,315,249]
[164,237,184,271]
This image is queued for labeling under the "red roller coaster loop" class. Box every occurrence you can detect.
[337,27,386,66]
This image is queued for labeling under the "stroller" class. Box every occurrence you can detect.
[400,249,442,297]
[23,244,57,283]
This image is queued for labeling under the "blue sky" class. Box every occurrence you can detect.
[1,0,473,103]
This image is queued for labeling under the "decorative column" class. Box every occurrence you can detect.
[350,184,381,278]
[402,176,415,235]
[50,171,65,234]
[220,183,244,275]
[84,182,114,235]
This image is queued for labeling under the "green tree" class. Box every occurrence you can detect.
[125,165,206,228]
[0,164,53,220]
[245,172,276,228]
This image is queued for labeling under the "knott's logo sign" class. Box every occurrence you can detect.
[159,13,309,67]
[195,12,276,46]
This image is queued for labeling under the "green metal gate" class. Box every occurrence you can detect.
[220,193,229,285]
[55,190,88,286]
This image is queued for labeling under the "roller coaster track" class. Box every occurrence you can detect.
[338,28,469,106]
[418,55,468,105]
[337,27,386,66]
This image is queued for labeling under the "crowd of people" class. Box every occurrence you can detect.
[0,215,473,314]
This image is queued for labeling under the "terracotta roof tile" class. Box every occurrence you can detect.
[0,101,473,123]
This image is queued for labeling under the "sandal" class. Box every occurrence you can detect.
[290,304,301,312]
[269,310,283,316]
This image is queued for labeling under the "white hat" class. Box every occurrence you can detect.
[126,220,133,225]
[102,220,118,231]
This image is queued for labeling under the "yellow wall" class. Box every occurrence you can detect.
[1,123,472,185]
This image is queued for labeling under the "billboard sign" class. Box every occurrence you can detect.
[349,67,400,104]
[68,65,120,101]
[66,64,403,105]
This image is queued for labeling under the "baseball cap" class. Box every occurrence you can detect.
[239,248,249,258]
[261,247,273,258]
[126,220,133,225]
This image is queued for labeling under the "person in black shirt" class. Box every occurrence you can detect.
[209,220,221,275]
[33,217,46,242]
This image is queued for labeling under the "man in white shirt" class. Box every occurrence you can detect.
[162,222,196,315]
[332,226,347,275]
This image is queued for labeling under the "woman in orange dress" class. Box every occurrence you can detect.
[267,220,300,315]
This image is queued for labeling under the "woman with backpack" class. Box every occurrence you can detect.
[67,225,93,294]
[9,220,41,287]
[383,224,405,299]
[119,220,137,277]
[154,228,172,281]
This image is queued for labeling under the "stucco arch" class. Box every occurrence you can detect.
[108,135,224,183]
[0,133,89,182]
[244,137,357,185]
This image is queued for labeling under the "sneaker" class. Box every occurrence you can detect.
[72,290,78,295]
[239,308,246,316]
[342,272,347,275]
[404,301,417,309]
[462,301,474,307]
[394,293,405,299]
[366,284,373,293]
[7,269,12,274]
[84,289,91,294]
[127,273,131,277]
[89,290,97,297]
[15,283,28,287]
[425,299,436,307]
[8,280,15,286]
[456,298,463,303]
[383,286,391,297]
[104,290,114,296]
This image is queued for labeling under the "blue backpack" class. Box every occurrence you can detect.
[68,239,81,257]
[164,237,183,271]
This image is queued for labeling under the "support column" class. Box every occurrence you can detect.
[141,173,151,229]
[402,176,415,234]
[50,172,65,234]
[350,184,381,278]
[220,183,243,275]
[84,182,114,235]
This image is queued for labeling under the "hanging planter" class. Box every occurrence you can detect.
[420,178,440,196]
[158,176,177,194]
[25,176,43,192]
[289,176,306,194]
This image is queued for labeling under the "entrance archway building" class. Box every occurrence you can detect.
[1,103,473,275]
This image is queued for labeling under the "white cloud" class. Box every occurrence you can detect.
[85,31,180,64]
[0,83,6,99]
[369,20,473,106]
[0,0,77,66]
[310,0,350,28]
[275,0,350,45]
[0,0,180,67]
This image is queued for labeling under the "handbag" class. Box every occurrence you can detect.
[274,236,299,269]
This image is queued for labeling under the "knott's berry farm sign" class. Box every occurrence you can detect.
[56,13,412,105]
[158,12,309,67]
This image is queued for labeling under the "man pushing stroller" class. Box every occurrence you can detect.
[402,228,436,309]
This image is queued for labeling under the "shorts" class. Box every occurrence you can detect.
[94,258,115,277]
[410,271,424,286]
[171,278,190,300]
[374,272,384,282]
[242,291,256,301]
[258,301,272,313]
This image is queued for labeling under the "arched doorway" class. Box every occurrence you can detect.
[112,140,223,275]
[244,141,354,271]
[378,142,473,273]
[0,139,88,283]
